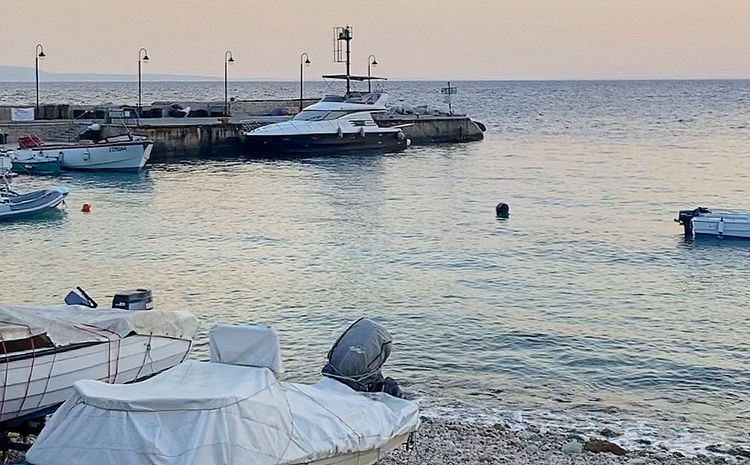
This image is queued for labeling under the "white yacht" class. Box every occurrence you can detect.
[242,85,409,156]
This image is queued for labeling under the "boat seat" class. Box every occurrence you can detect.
[209,323,284,374]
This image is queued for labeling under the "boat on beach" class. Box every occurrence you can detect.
[15,134,153,172]
[0,289,197,426]
[24,319,418,465]
[676,207,750,239]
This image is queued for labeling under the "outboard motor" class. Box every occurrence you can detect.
[675,207,711,236]
[322,317,403,398]
[64,286,98,308]
[112,289,153,310]
[78,123,103,142]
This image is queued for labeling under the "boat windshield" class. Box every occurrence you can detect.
[293,110,357,121]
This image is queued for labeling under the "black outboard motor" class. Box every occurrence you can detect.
[322,317,403,398]
[675,207,711,236]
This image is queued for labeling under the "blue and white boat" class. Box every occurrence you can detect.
[0,177,69,221]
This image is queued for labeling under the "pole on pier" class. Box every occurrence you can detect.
[224,50,234,116]
[300,52,310,112]
[137,47,149,116]
[35,44,45,118]
[367,55,377,93]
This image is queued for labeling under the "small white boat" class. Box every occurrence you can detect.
[0,184,68,221]
[676,207,750,239]
[25,321,419,465]
[15,135,153,172]
[0,289,197,425]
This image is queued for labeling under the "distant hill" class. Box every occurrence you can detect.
[0,65,221,82]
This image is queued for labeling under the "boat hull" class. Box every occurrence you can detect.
[693,217,750,239]
[16,141,152,172]
[0,334,190,424]
[242,132,408,157]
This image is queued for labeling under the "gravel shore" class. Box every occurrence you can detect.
[381,418,749,465]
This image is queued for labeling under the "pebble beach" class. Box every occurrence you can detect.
[382,418,750,465]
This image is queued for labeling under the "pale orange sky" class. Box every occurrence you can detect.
[1,0,750,80]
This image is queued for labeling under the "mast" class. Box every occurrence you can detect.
[334,26,353,95]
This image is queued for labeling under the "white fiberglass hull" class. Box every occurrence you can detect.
[308,433,409,465]
[17,141,152,171]
[0,334,190,424]
[693,214,750,238]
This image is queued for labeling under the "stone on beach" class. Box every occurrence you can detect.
[584,439,628,456]
[562,440,583,454]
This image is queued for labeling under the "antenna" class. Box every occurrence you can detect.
[333,26,353,94]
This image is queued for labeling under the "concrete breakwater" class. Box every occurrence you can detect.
[0,100,485,160]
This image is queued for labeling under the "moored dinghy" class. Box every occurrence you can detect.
[0,181,68,222]
[676,207,750,239]
[25,320,419,465]
[0,288,197,425]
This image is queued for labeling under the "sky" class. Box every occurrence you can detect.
[1,0,750,80]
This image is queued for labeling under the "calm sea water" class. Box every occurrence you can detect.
[1,80,749,454]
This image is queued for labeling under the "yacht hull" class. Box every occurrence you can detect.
[242,132,408,157]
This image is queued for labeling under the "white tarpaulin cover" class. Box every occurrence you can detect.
[209,323,284,374]
[26,360,419,465]
[0,304,199,346]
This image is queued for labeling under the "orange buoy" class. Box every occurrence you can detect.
[81,203,91,213]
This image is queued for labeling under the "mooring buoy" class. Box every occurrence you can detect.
[496,203,509,218]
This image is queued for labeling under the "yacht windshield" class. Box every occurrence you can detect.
[293,110,357,121]
[293,110,328,121]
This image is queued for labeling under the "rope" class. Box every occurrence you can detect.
[134,333,154,381]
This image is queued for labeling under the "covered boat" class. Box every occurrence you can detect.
[676,207,750,239]
[15,134,153,172]
[0,185,68,221]
[0,296,197,425]
[25,323,419,465]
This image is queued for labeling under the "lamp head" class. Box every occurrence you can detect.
[372,59,378,66]
[304,57,311,66]
[228,56,235,64]
[38,51,46,59]
[142,55,150,63]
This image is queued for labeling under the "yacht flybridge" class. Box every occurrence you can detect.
[242,27,411,156]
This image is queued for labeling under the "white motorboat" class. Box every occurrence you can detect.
[25,321,419,465]
[15,135,153,172]
[676,207,750,239]
[0,289,197,425]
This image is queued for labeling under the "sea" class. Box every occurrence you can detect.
[1,80,749,455]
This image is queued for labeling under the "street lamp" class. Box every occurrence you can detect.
[367,54,377,93]
[35,44,46,117]
[299,52,310,112]
[224,50,234,116]
[137,47,150,114]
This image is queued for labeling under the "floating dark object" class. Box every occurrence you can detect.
[496,203,509,218]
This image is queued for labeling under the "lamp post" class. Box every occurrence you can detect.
[35,44,46,117]
[299,53,310,112]
[224,50,234,116]
[137,47,150,114]
[367,54,377,93]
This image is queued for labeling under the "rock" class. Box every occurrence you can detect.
[562,440,583,455]
[516,430,536,440]
[627,459,648,465]
[583,439,628,456]
[600,427,622,438]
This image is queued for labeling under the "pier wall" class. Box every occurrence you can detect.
[100,123,243,159]
[376,115,485,144]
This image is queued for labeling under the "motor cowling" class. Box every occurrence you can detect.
[675,207,710,236]
[322,317,403,397]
